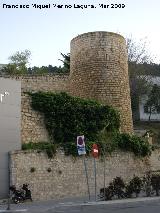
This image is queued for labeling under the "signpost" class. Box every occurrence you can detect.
[77,136,90,201]
[92,144,99,201]
[91,144,99,158]
[77,135,86,155]
[76,138,100,202]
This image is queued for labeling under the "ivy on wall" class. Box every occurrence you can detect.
[28,91,120,144]
[27,91,151,157]
[22,142,57,158]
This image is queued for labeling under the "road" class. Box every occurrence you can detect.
[45,200,160,213]
[1,197,160,212]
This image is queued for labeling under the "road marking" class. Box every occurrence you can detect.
[0,209,27,212]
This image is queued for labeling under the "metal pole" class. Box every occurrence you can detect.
[83,156,91,201]
[93,158,97,201]
[103,151,106,200]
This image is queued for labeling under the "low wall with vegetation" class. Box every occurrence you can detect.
[10,149,160,201]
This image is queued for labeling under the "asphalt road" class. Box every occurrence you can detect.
[46,200,160,213]
[1,197,160,213]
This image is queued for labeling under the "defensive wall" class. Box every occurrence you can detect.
[2,31,133,143]
[10,149,160,201]
[1,74,69,143]
[69,32,133,133]
[0,31,135,199]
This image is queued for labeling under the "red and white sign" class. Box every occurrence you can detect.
[92,144,99,158]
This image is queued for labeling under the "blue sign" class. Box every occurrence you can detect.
[77,135,86,155]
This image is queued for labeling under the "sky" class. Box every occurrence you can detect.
[0,0,160,67]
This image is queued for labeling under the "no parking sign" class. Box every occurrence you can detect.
[77,135,86,155]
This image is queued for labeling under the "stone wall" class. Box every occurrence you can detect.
[69,32,133,133]
[10,150,160,201]
[1,75,69,143]
[21,94,50,143]
[0,31,134,142]
[1,74,69,93]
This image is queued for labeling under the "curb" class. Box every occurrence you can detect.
[0,200,7,206]
[1,196,160,212]
[38,197,160,212]
[55,196,160,207]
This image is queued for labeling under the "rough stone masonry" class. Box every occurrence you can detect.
[69,31,133,133]
[2,31,137,200]
[1,31,133,143]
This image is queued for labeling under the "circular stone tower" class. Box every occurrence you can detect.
[69,31,133,133]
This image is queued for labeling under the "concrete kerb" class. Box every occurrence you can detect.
[40,197,160,213]
[0,200,7,206]
[54,196,160,207]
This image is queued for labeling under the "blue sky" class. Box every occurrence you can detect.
[0,0,160,67]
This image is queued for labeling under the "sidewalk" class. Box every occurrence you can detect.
[1,196,160,212]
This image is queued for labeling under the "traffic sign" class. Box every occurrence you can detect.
[92,144,99,158]
[77,135,86,155]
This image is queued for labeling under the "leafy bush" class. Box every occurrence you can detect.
[27,92,152,157]
[100,174,151,201]
[151,174,160,196]
[142,172,152,197]
[127,176,142,197]
[100,183,114,200]
[125,183,134,198]
[100,173,160,201]
[112,177,126,198]
[22,142,57,158]
[63,142,77,157]
[29,91,120,144]
[113,133,151,157]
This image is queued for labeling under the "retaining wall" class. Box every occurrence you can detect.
[10,150,160,201]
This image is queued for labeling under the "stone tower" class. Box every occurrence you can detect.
[69,31,133,133]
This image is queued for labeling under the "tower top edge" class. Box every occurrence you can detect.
[71,31,125,43]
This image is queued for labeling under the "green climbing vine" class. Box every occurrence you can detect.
[27,91,151,157]
[29,91,120,142]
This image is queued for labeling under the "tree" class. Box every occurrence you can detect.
[127,37,151,65]
[127,37,153,120]
[145,84,160,121]
[27,65,64,74]
[8,49,31,67]
[2,49,31,74]
[59,53,70,72]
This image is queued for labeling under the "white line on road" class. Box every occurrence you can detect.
[0,209,27,212]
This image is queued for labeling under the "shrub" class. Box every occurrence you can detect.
[22,142,57,158]
[100,177,126,200]
[112,177,126,199]
[142,172,152,197]
[100,183,114,201]
[127,176,142,197]
[29,92,120,144]
[27,91,152,158]
[113,133,151,157]
[151,174,160,196]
